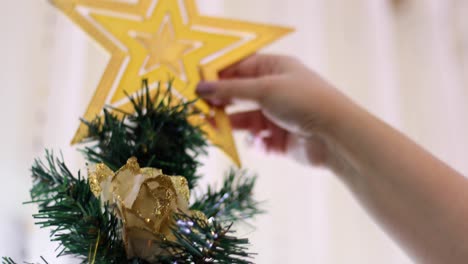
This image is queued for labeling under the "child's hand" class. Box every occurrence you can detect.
[196,54,349,166]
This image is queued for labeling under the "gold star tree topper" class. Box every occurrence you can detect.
[50,0,292,166]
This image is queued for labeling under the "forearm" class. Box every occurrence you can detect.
[325,98,468,263]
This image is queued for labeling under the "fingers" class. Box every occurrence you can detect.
[197,54,296,104]
[219,54,265,79]
[229,110,266,134]
[261,123,288,153]
[219,54,288,79]
[196,78,267,105]
[229,110,288,154]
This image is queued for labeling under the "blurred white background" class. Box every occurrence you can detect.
[2,0,468,263]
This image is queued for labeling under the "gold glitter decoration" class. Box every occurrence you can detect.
[169,176,190,202]
[89,176,102,196]
[87,157,205,261]
[88,163,114,196]
[191,210,208,223]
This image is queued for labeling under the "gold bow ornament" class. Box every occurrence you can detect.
[88,157,204,261]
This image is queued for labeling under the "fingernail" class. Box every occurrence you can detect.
[196,82,215,96]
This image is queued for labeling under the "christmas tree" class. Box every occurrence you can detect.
[3,0,292,262]
[3,81,260,263]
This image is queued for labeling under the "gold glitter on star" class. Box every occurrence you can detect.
[50,0,293,166]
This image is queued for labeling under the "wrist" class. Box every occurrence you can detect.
[316,88,357,140]
[315,90,364,173]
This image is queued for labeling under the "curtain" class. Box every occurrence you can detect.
[1,0,467,263]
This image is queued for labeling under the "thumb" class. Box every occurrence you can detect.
[196,78,265,104]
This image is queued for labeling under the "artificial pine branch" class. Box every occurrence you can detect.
[1,256,48,264]
[11,80,259,263]
[1,257,16,264]
[29,151,127,263]
[191,170,264,222]
[154,213,253,264]
[26,151,253,264]
[81,80,207,189]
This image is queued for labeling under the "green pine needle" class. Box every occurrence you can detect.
[80,80,207,189]
[191,170,264,222]
[29,151,126,263]
[1,257,16,264]
[1,256,49,264]
[155,213,254,264]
